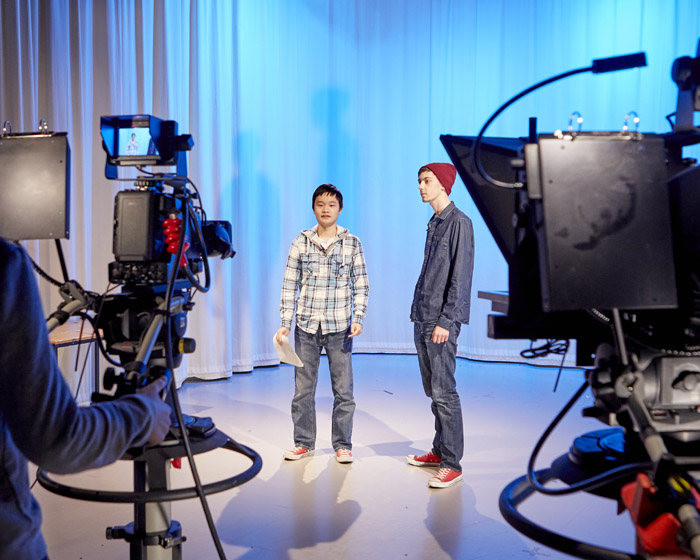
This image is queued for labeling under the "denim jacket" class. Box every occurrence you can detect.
[410,202,474,328]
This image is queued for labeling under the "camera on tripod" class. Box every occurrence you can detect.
[95,114,235,398]
[442,42,700,559]
[0,115,264,558]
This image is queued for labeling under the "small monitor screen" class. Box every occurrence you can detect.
[117,127,159,157]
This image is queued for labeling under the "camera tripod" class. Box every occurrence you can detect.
[37,422,261,559]
[41,272,261,559]
[499,353,700,560]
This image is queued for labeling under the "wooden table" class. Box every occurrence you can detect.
[49,316,101,393]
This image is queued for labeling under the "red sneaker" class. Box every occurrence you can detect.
[283,446,314,461]
[406,452,441,467]
[335,448,354,463]
[429,468,463,488]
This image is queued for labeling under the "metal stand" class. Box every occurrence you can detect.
[500,468,644,560]
[107,451,185,559]
[37,428,262,559]
[499,428,644,560]
[499,427,700,560]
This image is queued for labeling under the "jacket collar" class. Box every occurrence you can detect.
[302,224,348,240]
[302,225,348,251]
[433,201,455,221]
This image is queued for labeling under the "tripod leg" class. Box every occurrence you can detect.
[130,456,182,560]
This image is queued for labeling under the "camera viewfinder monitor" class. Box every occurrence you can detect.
[101,115,161,166]
[101,115,192,178]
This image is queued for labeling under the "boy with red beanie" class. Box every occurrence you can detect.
[406,163,474,488]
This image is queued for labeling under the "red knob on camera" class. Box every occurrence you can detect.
[163,217,189,267]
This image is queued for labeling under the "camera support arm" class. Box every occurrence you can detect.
[617,372,669,464]
[607,367,700,558]
[123,293,188,384]
[46,280,95,333]
[583,308,700,557]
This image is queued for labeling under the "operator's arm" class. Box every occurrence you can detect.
[0,241,164,474]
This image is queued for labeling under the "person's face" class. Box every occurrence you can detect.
[313,192,342,228]
[131,133,136,140]
[418,170,444,204]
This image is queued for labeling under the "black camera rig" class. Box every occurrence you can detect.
[18,114,261,560]
[442,43,700,559]
[94,115,235,394]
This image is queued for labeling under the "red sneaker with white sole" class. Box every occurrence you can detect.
[335,448,354,463]
[428,468,463,488]
[283,446,314,461]
[406,451,441,467]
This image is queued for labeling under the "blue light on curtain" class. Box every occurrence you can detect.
[2,0,699,383]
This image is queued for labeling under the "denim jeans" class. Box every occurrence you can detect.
[413,321,463,472]
[292,326,355,450]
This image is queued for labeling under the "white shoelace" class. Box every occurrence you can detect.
[434,468,451,479]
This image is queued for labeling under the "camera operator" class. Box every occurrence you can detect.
[0,238,172,559]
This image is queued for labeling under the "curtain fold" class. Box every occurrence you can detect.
[2,0,699,383]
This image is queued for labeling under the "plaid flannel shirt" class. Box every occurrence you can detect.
[280,225,369,334]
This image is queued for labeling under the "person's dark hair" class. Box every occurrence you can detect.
[418,166,431,176]
[312,184,343,210]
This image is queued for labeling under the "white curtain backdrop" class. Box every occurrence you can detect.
[2,0,700,385]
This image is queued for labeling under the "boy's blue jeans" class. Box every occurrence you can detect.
[292,326,355,451]
[413,321,463,472]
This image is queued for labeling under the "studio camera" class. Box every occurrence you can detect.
[95,115,234,396]
[442,43,700,559]
[101,114,234,289]
[0,115,260,560]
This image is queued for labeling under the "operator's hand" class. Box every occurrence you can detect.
[275,327,290,345]
[348,323,363,338]
[137,376,172,447]
[431,325,450,344]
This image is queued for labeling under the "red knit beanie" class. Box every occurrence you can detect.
[420,163,457,195]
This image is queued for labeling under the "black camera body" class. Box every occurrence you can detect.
[110,189,195,286]
[441,42,700,452]
[444,44,700,560]
[32,118,260,556]
[101,115,234,288]
[110,188,234,287]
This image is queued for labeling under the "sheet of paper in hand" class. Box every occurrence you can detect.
[273,334,303,367]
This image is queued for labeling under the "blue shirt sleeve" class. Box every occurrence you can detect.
[0,240,158,475]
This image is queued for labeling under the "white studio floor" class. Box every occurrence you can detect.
[35,354,640,560]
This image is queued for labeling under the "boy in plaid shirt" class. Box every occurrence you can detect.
[275,184,369,463]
